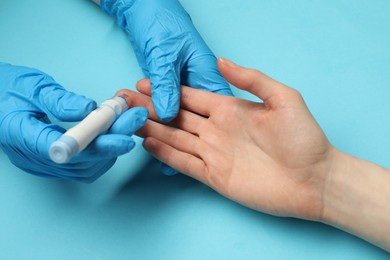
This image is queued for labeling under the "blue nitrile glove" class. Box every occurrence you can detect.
[101,0,233,122]
[0,63,148,183]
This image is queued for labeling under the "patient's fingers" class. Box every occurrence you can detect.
[116,88,159,121]
[180,87,224,118]
[217,58,288,108]
[135,79,153,95]
[169,109,206,136]
[138,119,203,157]
[117,86,206,135]
[143,137,207,183]
[137,78,226,118]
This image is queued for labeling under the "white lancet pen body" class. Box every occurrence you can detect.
[49,96,128,164]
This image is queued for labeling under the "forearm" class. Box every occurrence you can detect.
[322,148,390,251]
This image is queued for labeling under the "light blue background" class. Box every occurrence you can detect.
[0,0,389,259]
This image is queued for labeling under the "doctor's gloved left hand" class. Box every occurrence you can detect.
[0,63,148,183]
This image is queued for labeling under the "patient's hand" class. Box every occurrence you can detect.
[117,58,333,220]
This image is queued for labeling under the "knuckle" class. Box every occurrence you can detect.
[286,87,303,101]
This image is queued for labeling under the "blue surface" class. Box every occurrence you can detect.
[0,0,389,259]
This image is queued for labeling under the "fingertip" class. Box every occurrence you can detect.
[127,138,136,152]
[136,78,152,95]
[132,106,149,128]
[78,135,135,161]
[136,106,149,117]
[118,136,137,153]
[142,137,157,153]
[142,137,151,150]
[217,57,240,72]
[160,163,178,176]
[152,87,179,122]
[155,106,178,122]
[115,88,129,96]
[109,107,149,135]
[57,93,97,121]
[217,57,244,83]
[115,88,133,108]
[218,57,275,87]
[136,78,151,86]
[218,58,288,107]
[84,98,97,115]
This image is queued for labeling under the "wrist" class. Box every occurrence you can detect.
[319,148,351,224]
[320,148,390,250]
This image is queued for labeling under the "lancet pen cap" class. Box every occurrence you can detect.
[49,136,79,164]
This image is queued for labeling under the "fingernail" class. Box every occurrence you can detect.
[219,57,239,68]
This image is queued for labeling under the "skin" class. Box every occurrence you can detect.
[117,58,390,251]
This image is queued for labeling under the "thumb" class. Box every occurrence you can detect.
[217,58,288,108]
[183,54,233,96]
[37,81,97,121]
[147,46,181,122]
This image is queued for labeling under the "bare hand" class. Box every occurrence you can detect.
[117,58,334,220]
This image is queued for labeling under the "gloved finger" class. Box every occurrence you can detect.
[71,134,136,163]
[160,162,178,176]
[37,83,97,122]
[8,113,66,160]
[146,42,181,122]
[0,64,96,121]
[109,107,148,135]
[183,54,233,96]
[29,114,124,166]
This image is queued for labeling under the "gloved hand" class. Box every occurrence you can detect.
[0,62,148,183]
[101,0,233,122]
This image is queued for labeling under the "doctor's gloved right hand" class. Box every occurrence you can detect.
[0,63,148,183]
[100,0,233,122]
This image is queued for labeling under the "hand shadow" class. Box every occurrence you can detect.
[105,155,379,254]
[107,155,203,214]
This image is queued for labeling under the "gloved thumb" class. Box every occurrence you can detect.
[38,82,97,122]
[183,54,233,96]
[147,45,181,122]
